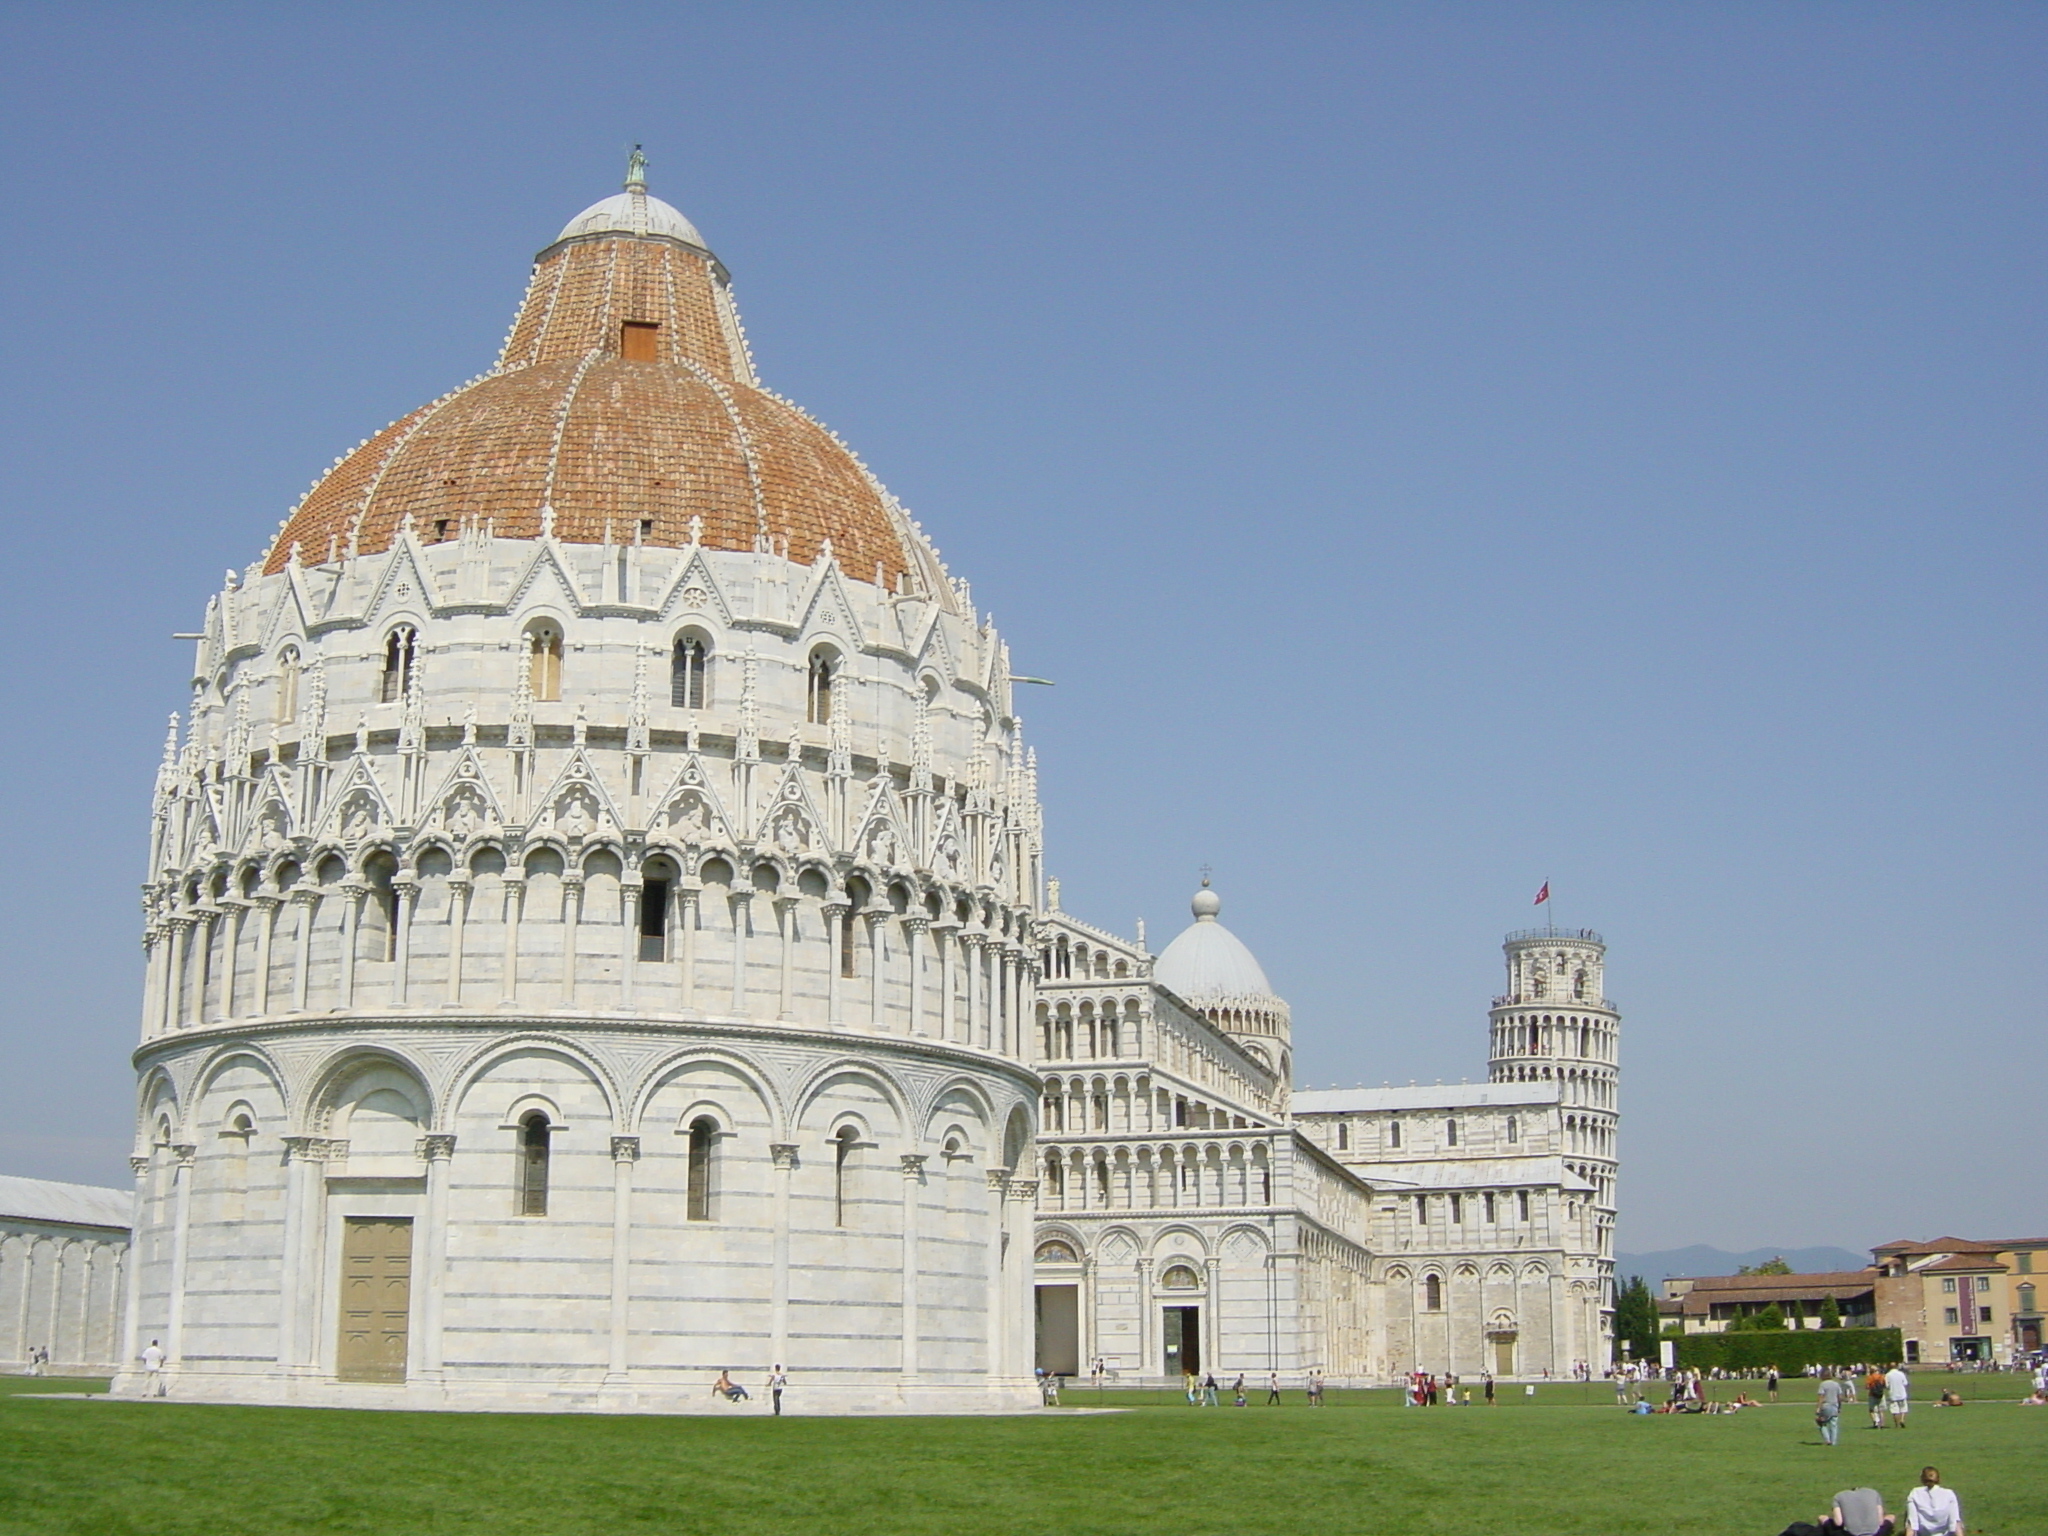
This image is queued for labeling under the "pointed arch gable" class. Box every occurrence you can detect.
[647,752,740,849]
[529,750,625,845]
[653,544,737,627]
[790,559,870,654]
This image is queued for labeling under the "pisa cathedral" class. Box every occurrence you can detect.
[113,162,1616,1408]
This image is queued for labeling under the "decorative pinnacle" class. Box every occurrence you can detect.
[625,145,648,192]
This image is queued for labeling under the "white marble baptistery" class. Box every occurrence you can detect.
[114,166,1045,1411]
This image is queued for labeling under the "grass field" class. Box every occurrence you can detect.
[0,1375,2039,1535]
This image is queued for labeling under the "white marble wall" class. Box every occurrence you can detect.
[0,1222,126,1373]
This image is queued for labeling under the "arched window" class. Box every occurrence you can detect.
[518,1111,551,1216]
[833,1125,859,1227]
[1335,1123,1350,1151]
[275,647,300,724]
[365,853,399,961]
[686,1117,717,1222]
[1446,1118,1459,1147]
[526,622,563,702]
[380,626,417,703]
[1388,1120,1402,1149]
[638,867,672,962]
[806,651,835,725]
[1506,1115,1519,1144]
[1517,1190,1531,1221]
[1424,1274,1443,1312]
[1449,1194,1463,1223]
[671,634,709,710]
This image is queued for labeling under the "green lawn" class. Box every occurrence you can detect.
[0,1379,2039,1535]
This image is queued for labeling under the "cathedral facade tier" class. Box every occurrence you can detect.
[120,167,1046,1411]
[1033,892,1620,1384]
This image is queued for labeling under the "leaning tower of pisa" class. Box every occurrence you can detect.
[1488,928,1620,1277]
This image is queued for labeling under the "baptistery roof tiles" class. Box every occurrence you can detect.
[261,185,921,590]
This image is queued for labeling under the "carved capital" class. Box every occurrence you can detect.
[900,1153,927,1179]
[611,1135,641,1163]
[984,1167,1012,1194]
[1008,1178,1039,1203]
[129,1155,151,1179]
[418,1133,457,1162]
[770,1142,801,1171]
[171,1143,197,1168]
[903,915,931,935]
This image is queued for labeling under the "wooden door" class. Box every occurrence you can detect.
[337,1217,412,1382]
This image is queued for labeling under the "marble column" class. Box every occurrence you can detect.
[769,1142,798,1367]
[899,1154,925,1379]
[417,1134,456,1380]
[607,1136,639,1381]
[164,1145,197,1368]
[821,901,849,1028]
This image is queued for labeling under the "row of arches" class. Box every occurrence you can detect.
[1041,937,1132,980]
[1492,1013,1616,1066]
[148,838,1038,1052]
[1036,997,1144,1062]
[1038,1074,1255,1136]
[1038,1140,1275,1213]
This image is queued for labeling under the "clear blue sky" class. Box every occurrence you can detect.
[0,4,2039,1253]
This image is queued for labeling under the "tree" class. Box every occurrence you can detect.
[1614,1274,1660,1362]
[1749,1304,1787,1331]
[1819,1295,1842,1329]
[1738,1257,1793,1276]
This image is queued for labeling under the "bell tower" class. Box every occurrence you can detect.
[1488,928,1619,1252]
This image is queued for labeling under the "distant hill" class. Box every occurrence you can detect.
[1614,1244,1868,1283]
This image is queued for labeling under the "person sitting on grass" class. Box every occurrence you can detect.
[1819,1486,1893,1536]
[1935,1388,1962,1408]
[1904,1467,1962,1536]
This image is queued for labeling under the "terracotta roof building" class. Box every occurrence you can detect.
[1659,1269,1878,1333]
[1873,1237,2047,1362]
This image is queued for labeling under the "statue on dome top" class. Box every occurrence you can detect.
[625,145,648,191]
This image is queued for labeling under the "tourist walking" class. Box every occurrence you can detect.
[1201,1372,1218,1407]
[1904,1467,1961,1535]
[1885,1364,1911,1428]
[140,1339,167,1398]
[1768,1365,1781,1401]
[1266,1372,1281,1405]
[768,1364,787,1416]
[1816,1372,1844,1445]
[1866,1369,1888,1429]
[1484,1372,1496,1405]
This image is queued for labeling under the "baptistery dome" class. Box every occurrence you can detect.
[263,171,942,601]
[124,161,1043,1413]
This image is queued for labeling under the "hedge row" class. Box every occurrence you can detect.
[1674,1327,1904,1373]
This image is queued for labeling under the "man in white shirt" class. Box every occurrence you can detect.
[1905,1466,1962,1535]
[1885,1364,1911,1427]
[140,1339,167,1398]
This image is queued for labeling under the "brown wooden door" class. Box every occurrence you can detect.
[337,1217,412,1382]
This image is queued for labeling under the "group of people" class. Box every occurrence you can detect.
[710,1365,788,1415]
[1172,1370,1327,1406]
[22,1344,50,1375]
[1815,1365,1910,1444]
[1780,1468,1964,1536]
[1401,1370,1496,1407]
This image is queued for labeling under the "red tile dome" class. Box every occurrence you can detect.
[262,182,934,595]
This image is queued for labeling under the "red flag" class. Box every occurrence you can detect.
[1533,881,1549,905]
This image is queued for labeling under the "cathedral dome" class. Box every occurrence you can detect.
[260,169,940,599]
[1154,884,1275,1003]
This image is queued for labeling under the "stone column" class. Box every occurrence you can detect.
[165,1145,197,1370]
[620,881,640,1010]
[770,1143,798,1367]
[275,1135,329,1372]
[220,901,247,1019]
[338,884,365,1010]
[164,916,192,1030]
[905,916,930,1037]
[417,1134,456,1381]
[934,918,959,1042]
[900,1153,925,1380]
[1007,1179,1039,1377]
[866,912,887,1030]
[1204,1255,1223,1379]
[118,1155,149,1376]
[1137,1257,1156,1381]
[560,873,584,1006]
[821,901,849,1029]
[251,894,280,1017]
[501,875,525,1004]
[729,891,752,1015]
[391,877,419,1007]
[607,1136,639,1382]
[984,1167,1011,1379]
[183,915,209,1026]
[679,885,700,1008]
[290,892,317,1012]
[445,875,471,1006]
[774,895,799,1020]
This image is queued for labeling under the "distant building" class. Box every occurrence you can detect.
[1658,1270,1877,1333]
[1873,1236,2047,1364]
[0,1175,131,1373]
